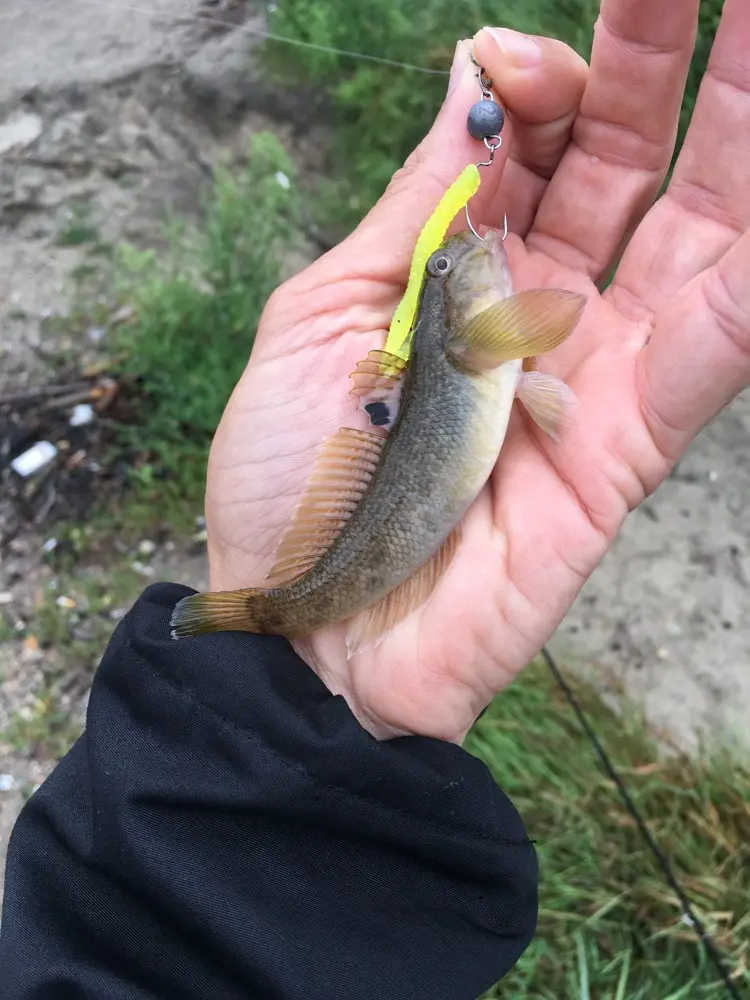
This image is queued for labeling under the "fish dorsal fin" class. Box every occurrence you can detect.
[345,524,462,658]
[265,427,386,586]
[349,349,408,431]
[448,289,587,371]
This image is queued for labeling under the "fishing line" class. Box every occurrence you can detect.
[541,645,743,1000]
[194,12,451,73]
[19,0,450,76]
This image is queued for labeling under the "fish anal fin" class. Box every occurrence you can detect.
[265,427,386,586]
[345,524,462,658]
[349,349,407,430]
[516,370,577,442]
[449,289,587,371]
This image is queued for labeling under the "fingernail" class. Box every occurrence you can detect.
[447,40,471,98]
[485,26,541,68]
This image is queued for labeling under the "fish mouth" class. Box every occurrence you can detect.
[443,227,510,279]
[443,227,506,251]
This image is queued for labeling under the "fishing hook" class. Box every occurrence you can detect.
[465,136,508,243]
[465,49,508,243]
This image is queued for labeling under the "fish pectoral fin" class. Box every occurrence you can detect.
[448,289,587,371]
[265,426,386,586]
[516,370,578,442]
[349,349,407,430]
[344,524,462,658]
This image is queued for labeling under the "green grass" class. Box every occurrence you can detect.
[108,131,303,504]
[0,555,152,759]
[54,200,100,247]
[262,0,596,230]
[466,665,750,997]
[4,688,83,762]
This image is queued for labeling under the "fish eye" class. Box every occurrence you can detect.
[428,253,453,277]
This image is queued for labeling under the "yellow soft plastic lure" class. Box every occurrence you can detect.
[384,164,481,361]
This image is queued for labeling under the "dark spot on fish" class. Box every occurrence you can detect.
[364,401,391,427]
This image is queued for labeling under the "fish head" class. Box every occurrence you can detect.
[424,229,586,376]
[426,229,514,339]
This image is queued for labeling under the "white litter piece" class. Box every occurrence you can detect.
[70,403,95,427]
[275,170,291,190]
[10,441,58,478]
[0,592,12,605]
[0,774,16,793]
[0,111,43,156]
[131,561,155,578]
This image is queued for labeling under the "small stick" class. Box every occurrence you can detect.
[0,382,91,407]
[39,390,99,412]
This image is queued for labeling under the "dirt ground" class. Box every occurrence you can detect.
[1,0,748,902]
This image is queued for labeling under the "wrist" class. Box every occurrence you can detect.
[291,633,484,745]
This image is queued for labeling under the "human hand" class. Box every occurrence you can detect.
[205,0,750,743]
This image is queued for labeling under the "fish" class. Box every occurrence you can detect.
[170,229,586,655]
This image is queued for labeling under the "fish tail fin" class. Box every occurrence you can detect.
[170,588,266,639]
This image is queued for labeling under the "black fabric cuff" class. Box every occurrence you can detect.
[1,582,538,1000]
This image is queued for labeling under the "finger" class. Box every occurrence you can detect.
[610,0,750,313]
[638,229,750,466]
[526,0,699,282]
[472,26,588,236]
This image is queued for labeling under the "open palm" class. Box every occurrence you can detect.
[204,0,750,741]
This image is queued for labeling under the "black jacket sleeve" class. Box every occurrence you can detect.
[1,583,537,1000]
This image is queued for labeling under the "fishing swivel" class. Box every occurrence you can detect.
[465,50,507,243]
